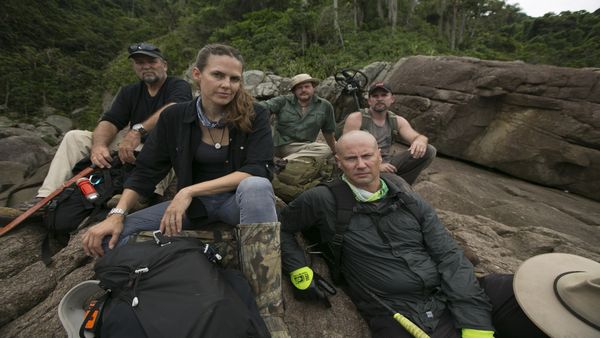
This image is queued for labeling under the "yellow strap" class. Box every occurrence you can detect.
[392,313,431,338]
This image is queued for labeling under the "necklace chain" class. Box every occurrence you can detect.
[207,127,225,149]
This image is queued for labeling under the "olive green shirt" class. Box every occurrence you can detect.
[260,94,336,147]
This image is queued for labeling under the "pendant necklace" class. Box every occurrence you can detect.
[207,127,225,149]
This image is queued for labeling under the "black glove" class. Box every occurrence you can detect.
[290,266,337,307]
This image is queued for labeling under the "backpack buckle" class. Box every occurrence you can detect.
[152,230,171,247]
[202,243,222,263]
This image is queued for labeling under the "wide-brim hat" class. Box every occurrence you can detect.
[128,42,164,60]
[290,73,319,91]
[58,280,104,338]
[514,253,600,337]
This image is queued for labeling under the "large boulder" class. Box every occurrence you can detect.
[381,56,600,201]
[0,136,53,177]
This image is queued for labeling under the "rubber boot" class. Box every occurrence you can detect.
[236,222,290,338]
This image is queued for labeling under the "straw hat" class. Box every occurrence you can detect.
[514,253,600,337]
[289,73,319,91]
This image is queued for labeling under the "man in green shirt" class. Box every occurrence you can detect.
[260,74,336,160]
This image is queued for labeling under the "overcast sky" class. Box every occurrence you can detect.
[505,0,600,17]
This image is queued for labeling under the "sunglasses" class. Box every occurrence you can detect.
[128,43,160,54]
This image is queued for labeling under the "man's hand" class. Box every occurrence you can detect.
[118,130,142,164]
[290,266,336,307]
[90,145,113,168]
[409,136,427,159]
[160,188,192,236]
[82,215,125,257]
[380,162,397,173]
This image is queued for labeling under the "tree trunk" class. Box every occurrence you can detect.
[450,0,458,50]
[333,0,345,49]
[377,0,385,21]
[405,0,417,27]
[388,0,398,32]
[437,0,447,38]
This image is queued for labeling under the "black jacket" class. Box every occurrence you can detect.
[124,97,274,220]
[280,175,493,332]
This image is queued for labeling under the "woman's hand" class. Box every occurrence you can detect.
[160,188,193,236]
[82,215,125,257]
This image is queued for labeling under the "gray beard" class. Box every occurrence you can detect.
[143,75,160,85]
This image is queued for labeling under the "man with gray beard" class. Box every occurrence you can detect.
[20,43,192,210]
[343,82,436,185]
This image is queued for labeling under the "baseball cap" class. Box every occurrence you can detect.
[128,42,164,59]
[368,82,392,95]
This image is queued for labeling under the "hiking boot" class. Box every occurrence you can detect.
[18,197,45,212]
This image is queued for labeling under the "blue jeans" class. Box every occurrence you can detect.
[109,177,277,248]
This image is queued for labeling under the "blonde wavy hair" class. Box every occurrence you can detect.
[194,44,254,132]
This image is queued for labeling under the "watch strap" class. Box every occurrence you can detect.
[108,208,128,217]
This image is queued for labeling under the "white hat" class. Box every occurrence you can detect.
[514,253,600,337]
[289,73,319,91]
[58,280,104,338]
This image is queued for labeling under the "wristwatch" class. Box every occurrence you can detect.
[107,208,128,218]
[131,123,148,137]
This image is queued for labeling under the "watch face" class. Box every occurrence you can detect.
[133,124,146,135]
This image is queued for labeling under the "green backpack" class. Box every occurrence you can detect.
[272,156,335,203]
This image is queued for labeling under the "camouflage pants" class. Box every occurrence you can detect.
[237,222,290,338]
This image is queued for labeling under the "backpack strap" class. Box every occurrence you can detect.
[41,186,78,266]
[79,291,110,338]
[380,173,424,224]
[319,179,356,283]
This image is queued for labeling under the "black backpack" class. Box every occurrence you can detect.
[84,237,269,338]
[41,157,132,265]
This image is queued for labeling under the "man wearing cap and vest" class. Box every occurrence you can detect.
[20,42,192,210]
[280,130,548,338]
[259,73,336,160]
[342,82,436,185]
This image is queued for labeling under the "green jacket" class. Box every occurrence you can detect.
[259,94,336,147]
[280,175,493,332]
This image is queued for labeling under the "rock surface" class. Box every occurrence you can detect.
[1,57,600,337]
[375,56,600,201]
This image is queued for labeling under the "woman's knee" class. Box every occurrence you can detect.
[237,176,273,196]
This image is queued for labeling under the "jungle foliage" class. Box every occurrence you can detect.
[1,0,598,128]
